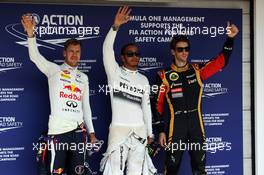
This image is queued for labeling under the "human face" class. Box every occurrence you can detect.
[171,41,190,66]
[63,44,81,67]
[121,45,140,71]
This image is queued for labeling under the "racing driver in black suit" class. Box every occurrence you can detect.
[153,22,239,175]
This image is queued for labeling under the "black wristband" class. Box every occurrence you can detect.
[112,24,119,31]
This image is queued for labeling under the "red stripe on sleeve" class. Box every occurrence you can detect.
[200,53,225,81]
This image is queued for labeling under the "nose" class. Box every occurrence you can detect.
[182,50,189,54]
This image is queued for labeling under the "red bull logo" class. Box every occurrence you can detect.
[52,168,64,174]
[61,84,82,101]
[63,85,72,91]
[73,87,82,93]
[63,84,82,94]
[60,91,81,101]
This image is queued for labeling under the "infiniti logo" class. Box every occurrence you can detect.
[75,165,84,175]
[66,100,78,108]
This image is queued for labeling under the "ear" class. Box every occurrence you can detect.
[63,50,66,58]
[121,55,125,63]
[171,49,175,56]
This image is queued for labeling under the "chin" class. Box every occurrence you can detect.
[69,62,78,67]
[181,58,188,62]
[132,64,139,67]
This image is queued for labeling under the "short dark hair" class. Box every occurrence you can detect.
[121,43,138,55]
[170,35,190,50]
[64,38,82,50]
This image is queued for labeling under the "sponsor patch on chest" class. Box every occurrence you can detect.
[186,73,196,78]
[188,78,197,84]
[61,73,71,79]
[171,92,183,98]
[171,88,183,93]
[169,72,179,81]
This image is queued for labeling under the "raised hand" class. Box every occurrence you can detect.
[113,6,132,28]
[21,14,36,38]
[227,21,239,38]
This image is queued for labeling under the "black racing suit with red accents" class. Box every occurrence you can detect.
[153,37,234,175]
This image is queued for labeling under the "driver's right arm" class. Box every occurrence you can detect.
[27,37,59,77]
[21,14,58,77]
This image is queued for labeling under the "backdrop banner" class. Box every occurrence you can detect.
[0,3,242,175]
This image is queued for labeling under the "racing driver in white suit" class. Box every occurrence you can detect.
[21,14,97,175]
[100,6,157,175]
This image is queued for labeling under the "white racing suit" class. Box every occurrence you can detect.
[27,37,95,174]
[100,28,157,175]
[100,125,156,175]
